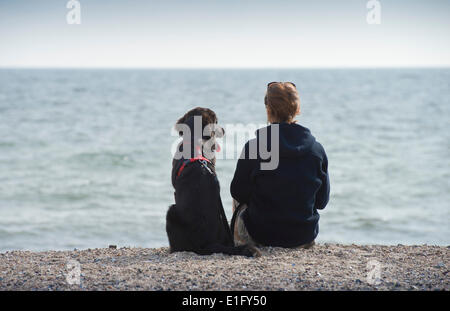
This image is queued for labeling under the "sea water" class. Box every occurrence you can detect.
[0,68,449,251]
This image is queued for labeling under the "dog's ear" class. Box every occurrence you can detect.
[215,125,225,138]
[203,123,225,139]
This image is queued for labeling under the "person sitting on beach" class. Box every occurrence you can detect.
[230,82,330,248]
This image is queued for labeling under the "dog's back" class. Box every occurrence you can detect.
[166,158,257,257]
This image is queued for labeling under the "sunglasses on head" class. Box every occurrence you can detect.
[267,81,296,88]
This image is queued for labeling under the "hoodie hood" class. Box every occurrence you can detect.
[256,123,316,158]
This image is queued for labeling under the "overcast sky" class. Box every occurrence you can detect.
[0,0,449,68]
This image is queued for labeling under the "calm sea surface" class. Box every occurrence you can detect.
[0,69,449,252]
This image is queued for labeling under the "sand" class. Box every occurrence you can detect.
[0,244,448,291]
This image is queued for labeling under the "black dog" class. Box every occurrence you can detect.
[166,108,258,257]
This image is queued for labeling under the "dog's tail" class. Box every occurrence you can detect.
[230,201,245,245]
[217,199,262,257]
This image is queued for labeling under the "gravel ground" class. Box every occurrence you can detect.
[0,244,448,291]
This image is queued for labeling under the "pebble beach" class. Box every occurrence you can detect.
[0,244,448,291]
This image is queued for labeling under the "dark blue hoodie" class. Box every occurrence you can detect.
[230,123,330,247]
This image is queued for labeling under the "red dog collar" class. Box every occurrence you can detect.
[176,156,212,177]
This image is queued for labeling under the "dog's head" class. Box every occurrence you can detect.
[174,107,224,164]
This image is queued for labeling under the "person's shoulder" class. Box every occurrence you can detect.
[240,138,258,158]
[243,138,257,148]
[309,140,327,160]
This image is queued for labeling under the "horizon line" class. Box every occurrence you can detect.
[1,65,449,70]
